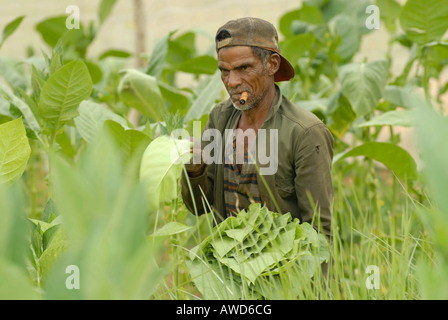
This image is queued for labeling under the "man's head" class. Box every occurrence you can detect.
[215,17,294,110]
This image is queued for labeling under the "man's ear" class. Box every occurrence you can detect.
[267,53,281,77]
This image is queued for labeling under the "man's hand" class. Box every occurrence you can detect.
[185,136,207,178]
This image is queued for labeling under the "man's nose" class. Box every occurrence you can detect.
[227,70,242,89]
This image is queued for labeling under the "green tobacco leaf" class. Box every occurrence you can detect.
[98,49,131,60]
[188,203,329,298]
[178,55,218,75]
[383,85,421,109]
[103,120,151,161]
[281,33,315,65]
[186,258,242,300]
[38,228,67,280]
[38,60,92,131]
[184,70,223,122]
[339,60,389,117]
[0,16,25,49]
[118,69,166,121]
[329,14,360,61]
[399,0,448,44]
[0,118,31,183]
[166,31,197,69]
[139,136,191,212]
[158,81,190,115]
[0,260,41,299]
[35,16,68,48]
[150,221,191,238]
[415,101,448,215]
[318,0,372,35]
[0,83,42,138]
[98,0,117,25]
[357,110,414,128]
[333,142,418,181]
[326,93,356,139]
[0,57,27,90]
[376,0,402,33]
[146,32,171,78]
[279,4,323,38]
[45,132,165,299]
[74,100,128,144]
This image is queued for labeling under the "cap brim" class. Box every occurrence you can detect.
[274,54,295,82]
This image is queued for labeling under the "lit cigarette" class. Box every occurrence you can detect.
[239,92,248,105]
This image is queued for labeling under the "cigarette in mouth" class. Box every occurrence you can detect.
[239,92,248,105]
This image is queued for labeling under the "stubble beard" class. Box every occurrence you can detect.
[231,90,264,112]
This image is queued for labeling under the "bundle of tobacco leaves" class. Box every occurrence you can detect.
[187,203,329,299]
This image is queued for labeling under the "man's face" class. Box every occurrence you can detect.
[218,46,270,111]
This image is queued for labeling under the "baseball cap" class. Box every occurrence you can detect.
[215,17,295,82]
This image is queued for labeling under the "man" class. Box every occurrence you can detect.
[181,17,333,238]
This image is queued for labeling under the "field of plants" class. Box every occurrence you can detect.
[1,0,448,300]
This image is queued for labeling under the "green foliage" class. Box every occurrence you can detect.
[333,141,418,182]
[0,118,31,183]
[0,0,447,300]
[187,203,329,299]
[0,16,25,49]
[139,136,191,213]
[118,69,166,121]
[38,60,92,134]
[41,132,166,299]
[399,0,448,45]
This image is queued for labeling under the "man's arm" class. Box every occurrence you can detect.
[294,123,334,238]
[181,118,215,216]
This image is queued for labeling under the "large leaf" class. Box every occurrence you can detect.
[0,118,31,183]
[178,55,218,75]
[0,57,27,91]
[326,92,356,139]
[399,0,448,44]
[139,135,191,212]
[118,69,166,121]
[98,0,117,25]
[38,60,92,130]
[184,70,223,122]
[281,33,315,65]
[376,0,402,33]
[0,81,42,137]
[316,0,373,35]
[383,85,421,109]
[103,120,151,162]
[333,141,418,181]
[339,60,389,117]
[415,101,448,216]
[35,16,68,48]
[146,32,171,78]
[357,110,414,128]
[329,14,360,61]
[279,4,324,38]
[74,100,128,144]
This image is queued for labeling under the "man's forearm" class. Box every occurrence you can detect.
[181,164,213,215]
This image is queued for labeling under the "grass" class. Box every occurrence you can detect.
[154,162,433,300]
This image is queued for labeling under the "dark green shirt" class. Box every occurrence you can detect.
[182,85,334,237]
